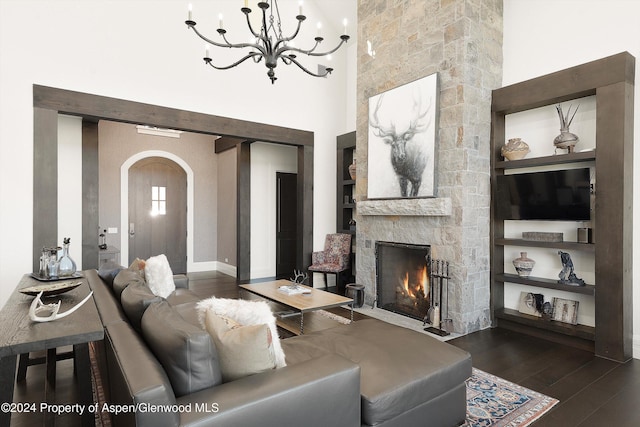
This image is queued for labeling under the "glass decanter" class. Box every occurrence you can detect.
[58,237,77,277]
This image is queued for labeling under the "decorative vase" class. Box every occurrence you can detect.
[553,104,580,153]
[58,238,77,277]
[553,130,579,152]
[348,158,356,180]
[513,252,535,277]
[501,138,530,161]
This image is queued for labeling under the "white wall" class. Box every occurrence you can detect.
[503,0,640,358]
[250,142,298,279]
[57,115,83,269]
[0,0,355,307]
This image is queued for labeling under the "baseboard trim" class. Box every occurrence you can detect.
[214,261,237,278]
[188,261,237,278]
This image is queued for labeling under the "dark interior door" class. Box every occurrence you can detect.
[276,172,297,279]
[128,157,187,273]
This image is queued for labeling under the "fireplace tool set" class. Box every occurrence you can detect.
[424,259,453,336]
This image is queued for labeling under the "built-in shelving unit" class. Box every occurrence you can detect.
[337,131,356,284]
[490,52,635,362]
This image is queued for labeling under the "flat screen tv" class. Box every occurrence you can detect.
[495,168,591,221]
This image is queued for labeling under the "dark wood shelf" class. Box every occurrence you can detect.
[495,150,595,169]
[495,238,595,252]
[337,131,356,286]
[496,273,595,295]
[495,308,595,341]
[490,53,634,361]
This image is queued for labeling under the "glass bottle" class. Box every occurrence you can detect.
[58,237,77,277]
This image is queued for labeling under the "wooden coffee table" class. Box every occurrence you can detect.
[239,280,353,335]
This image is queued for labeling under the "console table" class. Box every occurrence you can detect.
[0,274,104,427]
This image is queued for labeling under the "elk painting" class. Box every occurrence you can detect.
[367,73,438,199]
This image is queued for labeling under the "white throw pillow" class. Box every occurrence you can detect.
[204,312,276,382]
[144,254,175,298]
[196,297,286,368]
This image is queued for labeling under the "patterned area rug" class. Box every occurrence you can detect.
[316,309,351,324]
[464,368,559,427]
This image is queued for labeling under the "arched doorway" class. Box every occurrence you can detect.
[124,155,190,274]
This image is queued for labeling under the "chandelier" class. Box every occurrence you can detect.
[185,1,350,84]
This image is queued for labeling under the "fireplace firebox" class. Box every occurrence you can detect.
[375,241,430,321]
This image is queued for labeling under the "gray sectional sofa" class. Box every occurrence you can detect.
[88,266,472,427]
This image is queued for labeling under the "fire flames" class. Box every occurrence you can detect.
[398,265,429,302]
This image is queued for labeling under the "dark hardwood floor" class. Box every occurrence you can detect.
[10,271,639,426]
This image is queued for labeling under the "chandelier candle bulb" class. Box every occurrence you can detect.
[298,0,303,16]
[219,14,223,29]
[188,3,192,21]
[317,22,322,37]
[343,18,348,35]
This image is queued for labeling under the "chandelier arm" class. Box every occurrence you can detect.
[190,24,265,53]
[219,32,266,53]
[241,8,262,39]
[188,24,233,49]
[260,5,274,55]
[275,17,304,49]
[206,52,264,70]
[282,56,332,78]
[276,39,320,57]
[305,37,350,57]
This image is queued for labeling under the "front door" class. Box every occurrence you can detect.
[128,157,187,273]
[275,172,297,279]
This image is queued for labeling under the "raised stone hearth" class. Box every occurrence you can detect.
[354,0,503,335]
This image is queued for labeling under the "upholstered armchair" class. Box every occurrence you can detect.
[308,233,352,290]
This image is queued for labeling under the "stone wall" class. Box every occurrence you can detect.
[355,0,503,334]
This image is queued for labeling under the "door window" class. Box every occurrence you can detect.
[151,186,166,216]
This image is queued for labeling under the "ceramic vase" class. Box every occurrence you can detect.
[553,130,579,152]
[348,158,356,180]
[501,138,530,161]
[553,104,580,153]
[513,252,535,277]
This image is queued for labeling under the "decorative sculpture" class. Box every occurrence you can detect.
[289,270,308,285]
[557,251,585,286]
[29,290,94,322]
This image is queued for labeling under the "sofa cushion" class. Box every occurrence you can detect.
[196,297,286,368]
[144,254,175,298]
[142,300,222,397]
[203,310,277,382]
[97,261,124,289]
[282,319,472,426]
[166,288,200,306]
[112,269,145,299]
[121,281,162,332]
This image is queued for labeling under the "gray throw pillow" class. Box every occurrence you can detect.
[121,281,162,332]
[97,261,124,289]
[142,301,222,397]
[112,269,145,299]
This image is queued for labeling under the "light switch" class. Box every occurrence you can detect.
[108,227,118,234]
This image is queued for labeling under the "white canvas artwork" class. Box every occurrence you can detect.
[367,73,438,199]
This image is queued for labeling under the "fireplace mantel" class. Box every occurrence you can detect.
[358,198,452,216]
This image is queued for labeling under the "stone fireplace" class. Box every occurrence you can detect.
[376,241,431,321]
[354,0,503,335]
